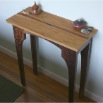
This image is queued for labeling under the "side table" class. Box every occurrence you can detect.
[6,7,97,102]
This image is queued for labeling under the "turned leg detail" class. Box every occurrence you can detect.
[13,26,26,86]
[30,35,37,74]
[62,47,78,102]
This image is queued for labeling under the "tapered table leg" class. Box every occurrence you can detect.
[62,47,78,102]
[13,26,26,86]
[30,35,37,74]
[79,44,90,98]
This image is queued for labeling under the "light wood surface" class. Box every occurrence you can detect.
[0,51,95,102]
[6,7,97,53]
[24,7,97,39]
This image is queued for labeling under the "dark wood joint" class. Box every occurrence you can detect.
[13,26,26,46]
[62,47,77,65]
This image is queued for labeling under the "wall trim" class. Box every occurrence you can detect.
[0,45,103,102]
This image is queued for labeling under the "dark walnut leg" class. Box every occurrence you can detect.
[79,44,90,98]
[13,26,26,86]
[30,35,37,74]
[62,47,78,102]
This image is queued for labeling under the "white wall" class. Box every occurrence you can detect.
[0,0,103,102]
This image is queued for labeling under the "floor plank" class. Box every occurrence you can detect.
[0,51,95,102]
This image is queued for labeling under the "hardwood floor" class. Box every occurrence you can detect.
[0,51,95,102]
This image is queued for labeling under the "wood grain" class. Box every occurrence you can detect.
[7,14,86,52]
[23,7,97,39]
[0,51,95,102]
[6,7,97,53]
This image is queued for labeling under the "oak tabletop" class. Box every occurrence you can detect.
[6,7,97,53]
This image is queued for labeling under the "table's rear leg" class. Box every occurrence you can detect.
[30,35,37,74]
[79,44,90,98]
[13,26,26,86]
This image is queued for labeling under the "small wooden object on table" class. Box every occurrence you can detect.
[6,6,97,102]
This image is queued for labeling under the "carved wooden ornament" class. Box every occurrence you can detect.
[13,26,26,44]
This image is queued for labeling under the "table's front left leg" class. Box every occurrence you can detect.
[13,26,26,86]
[62,47,78,102]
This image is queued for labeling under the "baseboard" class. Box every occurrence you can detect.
[75,85,103,102]
[38,65,68,87]
[0,46,32,67]
[0,45,103,102]
[0,46,17,60]
[85,89,103,102]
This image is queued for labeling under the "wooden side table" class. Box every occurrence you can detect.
[6,7,97,102]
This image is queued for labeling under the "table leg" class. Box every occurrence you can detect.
[13,26,26,86]
[30,35,37,74]
[62,47,77,102]
[79,44,90,98]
